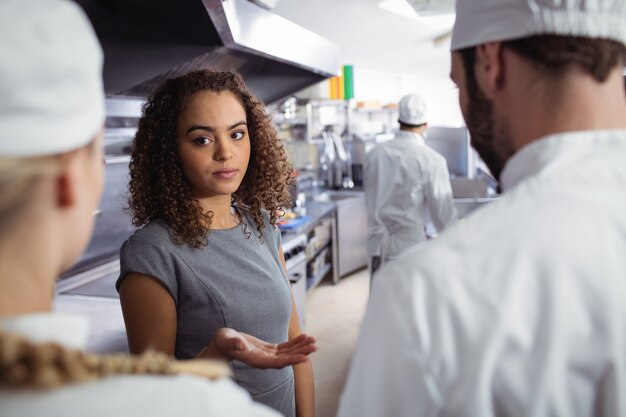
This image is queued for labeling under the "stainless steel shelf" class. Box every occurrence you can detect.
[306,263,331,291]
[308,241,331,263]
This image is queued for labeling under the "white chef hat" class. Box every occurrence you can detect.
[451,0,626,51]
[398,94,427,126]
[0,0,105,157]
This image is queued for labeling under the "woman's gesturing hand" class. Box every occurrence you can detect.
[207,328,317,369]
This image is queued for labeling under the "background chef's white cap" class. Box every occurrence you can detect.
[451,0,626,51]
[0,0,105,157]
[398,94,427,126]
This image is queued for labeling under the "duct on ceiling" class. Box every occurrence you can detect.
[75,0,340,104]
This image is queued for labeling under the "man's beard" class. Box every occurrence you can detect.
[464,74,514,182]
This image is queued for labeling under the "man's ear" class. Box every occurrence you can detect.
[474,42,506,99]
[55,158,78,209]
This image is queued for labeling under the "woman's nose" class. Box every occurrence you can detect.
[213,139,233,161]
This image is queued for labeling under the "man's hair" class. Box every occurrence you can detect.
[502,35,626,82]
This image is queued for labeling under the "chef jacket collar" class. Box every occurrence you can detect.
[0,313,89,349]
[396,130,425,145]
[500,129,626,192]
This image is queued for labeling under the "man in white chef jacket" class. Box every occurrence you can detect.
[338,1,626,416]
[364,93,457,276]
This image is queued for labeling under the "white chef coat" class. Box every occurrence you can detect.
[338,129,626,417]
[364,130,457,263]
[0,313,280,417]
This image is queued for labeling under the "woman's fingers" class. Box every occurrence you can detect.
[277,336,317,355]
[277,340,317,355]
[276,334,316,350]
[220,330,317,369]
[277,333,308,349]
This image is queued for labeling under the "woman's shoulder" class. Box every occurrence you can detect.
[125,219,174,247]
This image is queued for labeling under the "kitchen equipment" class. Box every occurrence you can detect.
[423,126,471,177]
[313,191,368,277]
[282,234,308,329]
[329,192,366,277]
[278,215,311,231]
[329,129,354,189]
[320,129,336,187]
[320,127,354,189]
[78,0,339,104]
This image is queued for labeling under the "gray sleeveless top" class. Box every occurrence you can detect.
[116,210,295,417]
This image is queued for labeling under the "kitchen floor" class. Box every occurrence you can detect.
[305,269,370,417]
[54,267,371,417]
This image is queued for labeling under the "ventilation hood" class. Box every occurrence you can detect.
[76,0,340,104]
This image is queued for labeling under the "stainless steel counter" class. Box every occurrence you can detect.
[281,200,336,238]
[282,189,369,286]
[454,197,499,219]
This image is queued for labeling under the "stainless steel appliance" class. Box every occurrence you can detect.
[314,191,368,278]
[282,233,308,329]
[423,127,472,177]
[75,0,339,104]
[320,128,354,190]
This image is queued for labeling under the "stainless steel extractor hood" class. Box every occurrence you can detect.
[75,0,340,104]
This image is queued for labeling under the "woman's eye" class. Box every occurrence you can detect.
[193,137,212,145]
[232,131,245,140]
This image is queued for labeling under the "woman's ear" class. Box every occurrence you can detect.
[474,42,506,99]
[55,155,79,209]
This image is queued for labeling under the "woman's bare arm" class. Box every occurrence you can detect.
[118,272,178,355]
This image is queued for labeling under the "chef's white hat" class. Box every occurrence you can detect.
[0,0,105,157]
[398,94,427,126]
[451,0,626,51]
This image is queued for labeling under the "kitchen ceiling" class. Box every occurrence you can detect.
[272,0,455,77]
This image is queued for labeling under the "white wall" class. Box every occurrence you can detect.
[353,67,464,127]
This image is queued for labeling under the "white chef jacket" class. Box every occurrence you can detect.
[0,313,280,417]
[364,130,457,262]
[338,129,626,417]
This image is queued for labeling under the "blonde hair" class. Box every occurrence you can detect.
[0,332,230,389]
[0,156,62,237]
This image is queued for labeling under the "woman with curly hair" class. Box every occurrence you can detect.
[116,69,316,417]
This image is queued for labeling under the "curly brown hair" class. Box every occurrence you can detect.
[128,69,293,248]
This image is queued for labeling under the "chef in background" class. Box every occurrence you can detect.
[364,93,457,276]
[338,0,626,416]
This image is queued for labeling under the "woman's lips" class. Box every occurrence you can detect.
[213,168,238,179]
